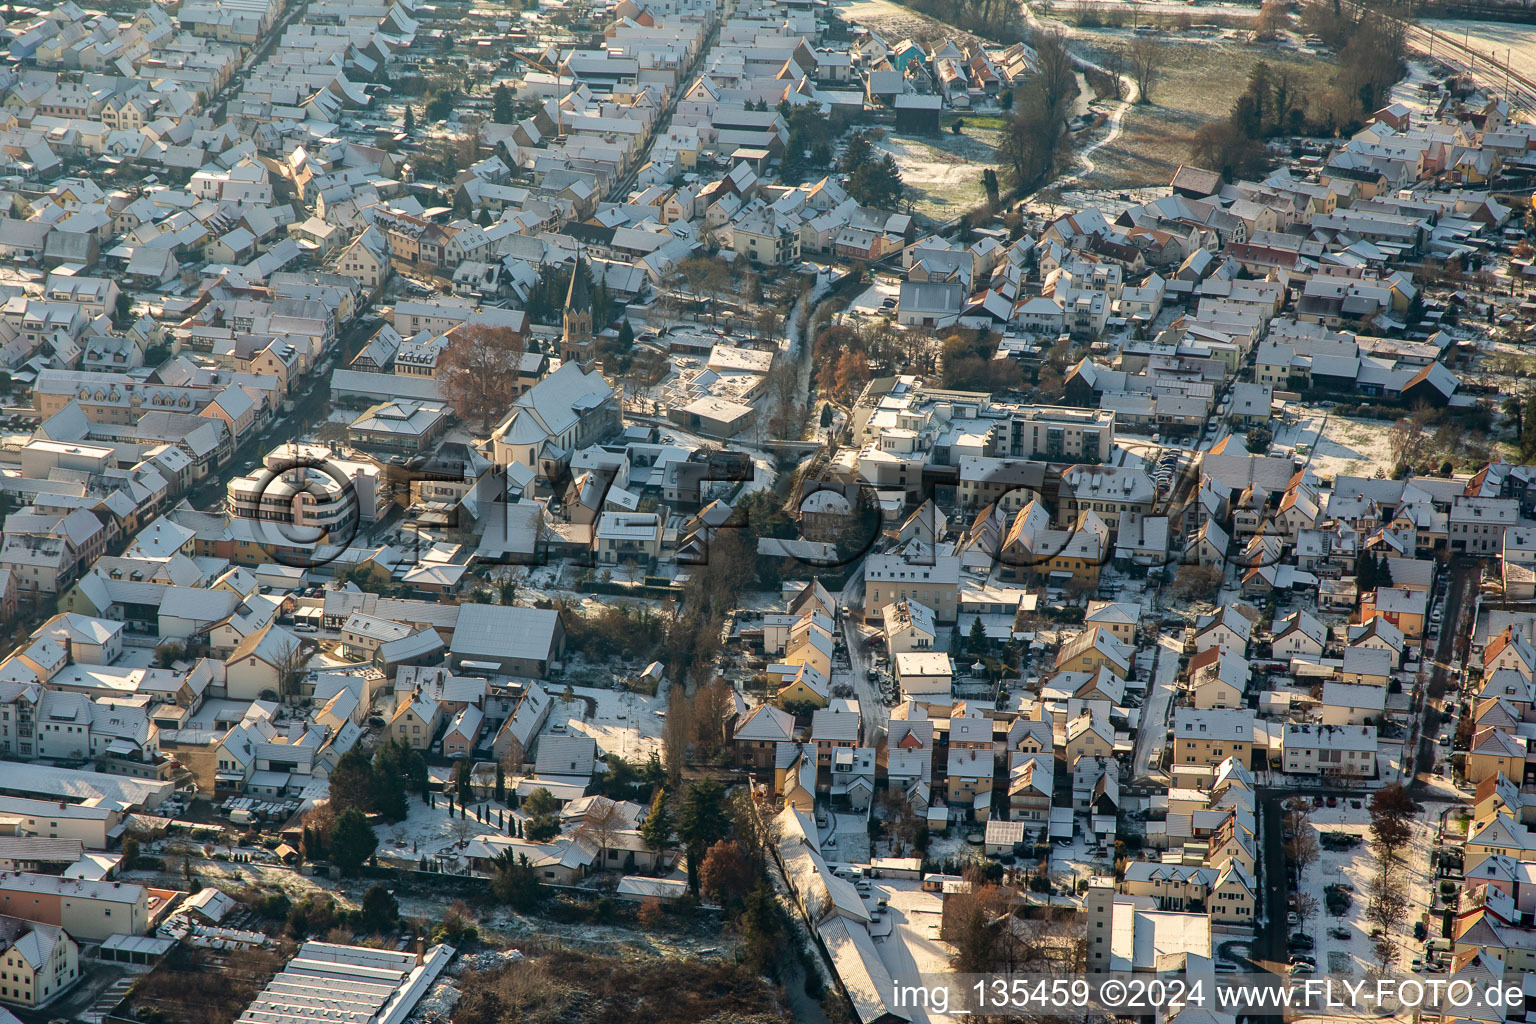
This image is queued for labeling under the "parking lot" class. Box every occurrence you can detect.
[1289,801,1437,978]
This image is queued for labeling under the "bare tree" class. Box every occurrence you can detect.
[662,688,691,785]
[449,817,477,848]
[1364,868,1408,972]
[1064,575,1096,606]
[1387,404,1434,475]
[1253,0,1290,40]
[1293,891,1319,936]
[1285,828,1320,876]
[576,797,624,864]
[1033,27,1077,112]
[1127,38,1166,104]
[764,359,802,440]
[754,307,784,341]
[499,738,526,774]
[946,883,1005,973]
[275,636,310,700]
[1369,784,1418,862]
[690,678,735,758]
[1372,933,1398,974]
[1105,47,1126,101]
[1172,563,1223,602]
[437,324,525,432]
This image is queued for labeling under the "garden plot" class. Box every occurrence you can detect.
[1272,412,1397,481]
[822,809,872,864]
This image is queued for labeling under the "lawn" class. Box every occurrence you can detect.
[942,112,1011,132]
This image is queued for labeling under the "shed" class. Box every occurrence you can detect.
[894,94,942,134]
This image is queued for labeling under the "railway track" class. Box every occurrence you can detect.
[1315,0,1536,109]
[1406,19,1536,108]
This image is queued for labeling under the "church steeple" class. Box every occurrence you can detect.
[561,256,594,366]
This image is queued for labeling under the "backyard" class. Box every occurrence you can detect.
[872,128,1005,223]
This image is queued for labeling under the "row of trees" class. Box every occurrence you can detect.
[999,29,1077,195]
[901,0,1028,43]
[1282,783,1419,971]
[1366,784,1418,971]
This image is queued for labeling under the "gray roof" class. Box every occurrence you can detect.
[449,604,561,662]
[534,733,596,777]
[330,369,444,403]
[898,280,963,314]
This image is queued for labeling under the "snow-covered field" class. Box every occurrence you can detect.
[870,132,1001,224]
[833,0,982,46]
[1047,185,1173,220]
[1388,60,1441,117]
[924,827,982,868]
[377,793,496,867]
[1273,411,1397,482]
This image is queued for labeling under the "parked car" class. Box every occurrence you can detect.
[1289,963,1315,975]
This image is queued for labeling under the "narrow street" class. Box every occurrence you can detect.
[836,559,891,739]
[603,17,722,202]
[1250,787,1289,1024]
[1131,633,1179,782]
[187,314,382,511]
[1411,559,1476,787]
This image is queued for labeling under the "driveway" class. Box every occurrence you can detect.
[1131,633,1180,782]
